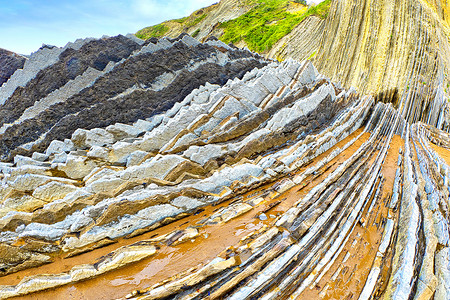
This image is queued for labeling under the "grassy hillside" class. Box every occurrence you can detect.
[135,6,213,40]
[220,0,330,52]
[135,0,331,53]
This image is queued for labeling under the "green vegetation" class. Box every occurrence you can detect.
[304,0,331,19]
[136,24,169,39]
[192,29,201,38]
[135,12,208,40]
[173,17,189,23]
[187,14,207,27]
[308,50,317,60]
[135,0,332,52]
[219,0,331,53]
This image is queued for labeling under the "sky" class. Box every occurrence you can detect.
[0,0,324,55]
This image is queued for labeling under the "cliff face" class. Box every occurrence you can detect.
[136,0,330,53]
[266,0,450,130]
[137,0,253,41]
[138,0,450,131]
[309,0,450,129]
[0,49,26,87]
[0,35,266,161]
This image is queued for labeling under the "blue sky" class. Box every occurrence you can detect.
[0,0,219,54]
[0,0,323,55]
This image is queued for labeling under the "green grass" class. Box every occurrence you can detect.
[135,13,207,40]
[136,24,170,39]
[192,29,201,38]
[186,14,207,27]
[304,0,331,19]
[135,0,332,50]
[173,17,189,23]
[219,0,331,53]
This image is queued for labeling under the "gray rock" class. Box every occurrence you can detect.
[133,119,154,132]
[87,146,109,160]
[14,155,49,168]
[10,174,51,192]
[108,142,140,164]
[71,128,115,149]
[126,150,149,167]
[32,181,78,202]
[85,177,125,194]
[171,196,204,210]
[46,139,75,156]
[31,152,48,162]
[106,123,143,141]
[184,144,225,166]
[20,222,66,241]
[259,213,268,221]
[57,155,98,180]
[51,152,68,164]
[120,154,187,181]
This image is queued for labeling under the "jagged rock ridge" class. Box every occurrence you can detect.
[0,34,266,161]
[0,32,448,300]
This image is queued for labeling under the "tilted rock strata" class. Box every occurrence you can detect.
[137,0,252,42]
[0,35,141,127]
[267,16,325,62]
[0,49,26,88]
[0,36,448,300]
[268,0,450,131]
[0,35,267,161]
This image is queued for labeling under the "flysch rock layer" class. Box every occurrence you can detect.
[271,0,450,131]
[0,49,26,88]
[0,35,267,161]
[0,35,448,300]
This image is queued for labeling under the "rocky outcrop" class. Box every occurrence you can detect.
[309,0,450,130]
[136,0,254,41]
[0,49,26,87]
[0,35,142,130]
[0,35,266,161]
[0,30,450,300]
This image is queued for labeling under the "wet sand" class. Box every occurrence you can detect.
[430,141,450,166]
[297,134,403,299]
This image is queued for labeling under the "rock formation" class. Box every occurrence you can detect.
[0,49,26,87]
[0,34,266,161]
[0,32,448,300]
[0,1,450,298]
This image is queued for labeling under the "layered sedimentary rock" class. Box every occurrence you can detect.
[136,0,252,42]
[0,34,266,161]
[309,0,450,130]
[0,49,26,87]
[0,34,449,300]
[267,0,450,131]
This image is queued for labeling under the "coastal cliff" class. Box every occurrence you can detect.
[0,1,448,299]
